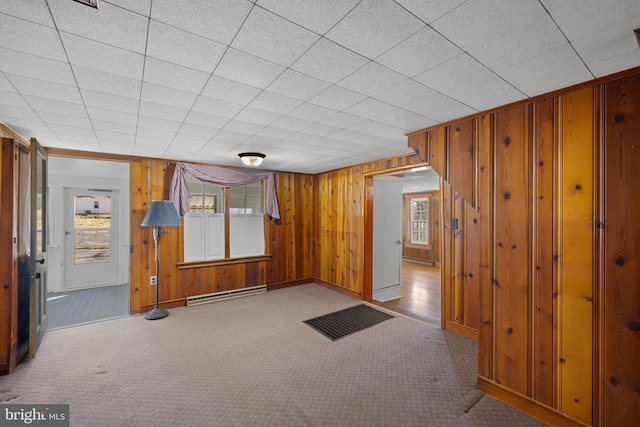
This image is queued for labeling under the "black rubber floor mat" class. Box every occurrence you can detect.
[304,304,394,341]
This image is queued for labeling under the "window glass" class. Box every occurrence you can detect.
[410,197,429,245]
[229,181,263,214]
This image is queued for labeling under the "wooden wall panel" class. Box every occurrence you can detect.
[603,75,640,426]
[477,114,493,378]
[448,120,475,207]
[464,203,480,331]
[428,128,447,179]
[408,132,428,163]
[532,98,556,407]
[493,105,530,395]
[558,87,594,424]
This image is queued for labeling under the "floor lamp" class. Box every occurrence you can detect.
[141,200,181,320]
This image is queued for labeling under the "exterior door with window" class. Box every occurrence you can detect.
[63,188,119,289]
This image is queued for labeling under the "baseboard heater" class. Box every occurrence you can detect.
[186,285,267,307]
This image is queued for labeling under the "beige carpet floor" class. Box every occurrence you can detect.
[0,283,548,427]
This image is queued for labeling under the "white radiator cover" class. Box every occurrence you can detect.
[186,285,267,306]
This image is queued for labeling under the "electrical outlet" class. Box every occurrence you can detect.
[150,276,157,285]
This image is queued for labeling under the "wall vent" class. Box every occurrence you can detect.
[73,0,99,9]
[186,285,266,306]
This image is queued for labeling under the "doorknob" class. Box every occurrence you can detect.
[395,240,401,244]
[65,231,71,235]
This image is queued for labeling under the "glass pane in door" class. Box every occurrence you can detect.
[74,195,112,264]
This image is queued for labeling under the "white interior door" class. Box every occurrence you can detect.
[64,188,119,289]
[372,176,403,302]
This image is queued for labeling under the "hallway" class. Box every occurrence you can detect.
[379,260,441,327]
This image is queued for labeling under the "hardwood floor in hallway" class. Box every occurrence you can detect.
[376,260,441,327]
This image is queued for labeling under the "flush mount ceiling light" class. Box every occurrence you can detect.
[238,152,266,167]
[72,0,100,8]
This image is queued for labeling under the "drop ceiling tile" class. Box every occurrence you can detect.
[372,107,434,132]
[412,92,477,122]
[214,48,285,89]
[0,14,66,61]
[344,98,396,120]
[248,90,303,114]
[319,111,367,128]
[0,48,76,86]
[214,129,252,143]
[146,20,226,73]
[267,69,331,101]
[288,102,336,122]
[48,0,149,53]
[244,134,279,147]
[25,96,87,116]
[309,85,367,111]
[414,54,524,111]
[136,135,174,146]
[184,110,230,129]
[375,26,462,77]
[73,65,142,99]
[257,0,360,34]
[86,106,139,127]
[325,0,425,59]
[201,76,262,105]
[302,123,341,137]
[134,143,170,156]
[6,75,82,104]
[395,0,468,24]
[0,91,30,109]
[223,119,265,135]
[136,125,177,140]
[143,57,210,94]
[0,0,56,27]
[60,32,145,80]
[47,122,95,137]
[0,74,15,92]
[140,83,198,110]
[80,89,140,115]
[106,0,152,15]
[349,120,406,142]
[231,7,319,67]
[0,105,40,121]
[139,101,189,122]
[235,107,282,125]
[192,96,244,118]
[336,61,407,97]
[543,0,640,77]
[468,14,568,72]
[256,126,294,140]
[270,115,313,132]
[431,0,548,52]
[497,43,593,97]
[151,0,252,45]
[290,38,369,83]
[172,133,211,145]
[137,115,183,132]
[95,130,136,143]
[373,78,437,111]
[86,120,137,135]
[178,123,220,139]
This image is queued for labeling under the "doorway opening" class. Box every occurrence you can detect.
[367,165,442,327]
[46,157,130,330]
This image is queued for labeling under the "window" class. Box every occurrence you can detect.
[410,197,429,245]
[183,175,265,262]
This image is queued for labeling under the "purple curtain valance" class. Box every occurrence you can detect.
[169,162,280,220]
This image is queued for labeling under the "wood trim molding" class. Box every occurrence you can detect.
[478,377,592,427]
[314,278,362,299]
[266,278,313,291]
[0,123,30,148]
[444,320,478,340]
[177,255,272,270]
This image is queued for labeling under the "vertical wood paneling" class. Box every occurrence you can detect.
[452,191,464,324]
[558,87,594,424]
[429,128,447,179]
[532,98,556,406]
[603,75,640,426]
[129,160,144,313]
[493,105,530,395]
[449,120,475,207]
[408,132,428,163]
[441,180,453,327]
[464,203,480,330]
[477,114,493,378]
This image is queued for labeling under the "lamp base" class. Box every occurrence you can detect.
[144,307,169,320]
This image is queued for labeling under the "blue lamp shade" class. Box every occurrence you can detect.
[141,201,181,227]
